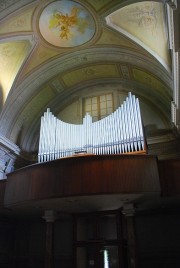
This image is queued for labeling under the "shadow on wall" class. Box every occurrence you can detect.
[145,124,172,137]
[14,125,35,169]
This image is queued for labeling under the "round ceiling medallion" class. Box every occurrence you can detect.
[39,1,96,47]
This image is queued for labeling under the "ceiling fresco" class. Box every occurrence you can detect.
[106,1,171,70]
[39,0,96,47]
[0,5,34,34]
[62,64,120,87]
[22,44,62,75]
[0,40,32,105]
[0,0,175,157]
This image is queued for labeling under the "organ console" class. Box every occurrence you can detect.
[38,92,147,163]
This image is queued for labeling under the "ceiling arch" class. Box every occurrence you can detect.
[106,1,171,71]
[0,0,175,161]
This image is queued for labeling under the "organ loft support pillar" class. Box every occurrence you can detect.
[43,210,58,268]
[122,204,137,268]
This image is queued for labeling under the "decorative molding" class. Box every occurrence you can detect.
[0,0,20,12]
[166,0,180,132]
[0,135,20,179]
[166,0,180,131]
[42,210,58,223]
[0,0,35,20]
[122,203,135,217]
[165,0,177,9]
[148,137,180,159]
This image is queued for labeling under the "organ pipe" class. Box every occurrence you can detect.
[38,92,146,162]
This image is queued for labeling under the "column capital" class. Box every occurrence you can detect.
[43,210,58,223]
[165,0,177,9]
[122,203,135,217]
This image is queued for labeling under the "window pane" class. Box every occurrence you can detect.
[77,246,96,268]
[86,105,91,112]
[107,107,113,114]
[92,103,97,110]
[92,110,98,116]
[100,102,106,109]
[77,247,86,268]
[100,94,113,119]
[92,97,97,104]
[84,93,113,121]
[99,215,117,240]
[100,109,106,116]
[107,100,112,107]
[107,94,112,101]
[103,246,119,268]
[100,95,105,102]
[86,99,91,105]
[77,217,96,241]
[77,246,119,268]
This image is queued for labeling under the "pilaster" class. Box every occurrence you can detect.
[43,210,58,268]
[122,204,137,268]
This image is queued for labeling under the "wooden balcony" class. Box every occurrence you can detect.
[4,154,160,209]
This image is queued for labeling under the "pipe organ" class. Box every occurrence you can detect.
[38,92,146,163]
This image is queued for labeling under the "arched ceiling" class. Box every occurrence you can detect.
[0,0,173,158]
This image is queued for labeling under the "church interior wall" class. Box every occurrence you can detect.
[0,209,180,267]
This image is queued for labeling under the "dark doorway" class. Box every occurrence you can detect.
[74,210,127,268]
